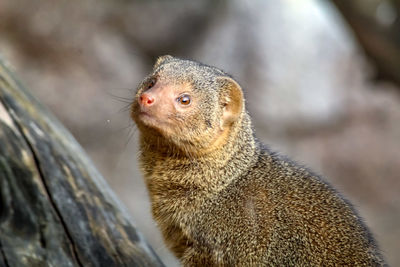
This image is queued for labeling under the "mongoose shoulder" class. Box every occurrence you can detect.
[130,55,386,266]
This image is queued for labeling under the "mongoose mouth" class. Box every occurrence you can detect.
[138,111,151,119]
[137,111,173,132]
[137,111,158,125]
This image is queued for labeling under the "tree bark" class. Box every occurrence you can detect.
[0,58,164,267]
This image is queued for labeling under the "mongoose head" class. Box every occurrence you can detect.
[131,55,245,154]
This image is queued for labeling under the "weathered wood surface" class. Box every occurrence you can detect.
[0,57,164,267]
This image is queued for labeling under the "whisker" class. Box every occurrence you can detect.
[112,123,135,134]
[124,123,137,148]
[118,102,133,113]
[106,91,133,103]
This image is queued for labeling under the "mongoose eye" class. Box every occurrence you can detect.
[177,94,191,106]
[146,77,157,89]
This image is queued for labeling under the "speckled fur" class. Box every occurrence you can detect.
[131,56,386,266]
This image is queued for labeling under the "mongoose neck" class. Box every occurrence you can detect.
[138,112,259,193]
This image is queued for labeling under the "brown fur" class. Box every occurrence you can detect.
[131,56,386,266]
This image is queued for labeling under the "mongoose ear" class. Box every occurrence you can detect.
[216,76,244,127]
[154,55,174,70]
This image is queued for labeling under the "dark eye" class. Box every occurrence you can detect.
[146,77,157,89]
[177,94,191,106]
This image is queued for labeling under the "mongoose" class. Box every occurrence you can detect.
[130,55,386,266]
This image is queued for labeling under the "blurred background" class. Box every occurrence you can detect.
[1,0,399,265]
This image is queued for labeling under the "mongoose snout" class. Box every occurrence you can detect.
[139,93,155,107]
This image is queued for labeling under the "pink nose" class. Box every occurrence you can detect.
[139,93,155,106]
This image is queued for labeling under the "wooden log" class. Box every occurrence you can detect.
[0,57,164,267]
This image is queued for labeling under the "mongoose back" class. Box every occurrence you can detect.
[130,55,386,266]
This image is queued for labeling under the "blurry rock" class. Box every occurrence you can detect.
[105,0,225,60]
[195,0,361,135]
